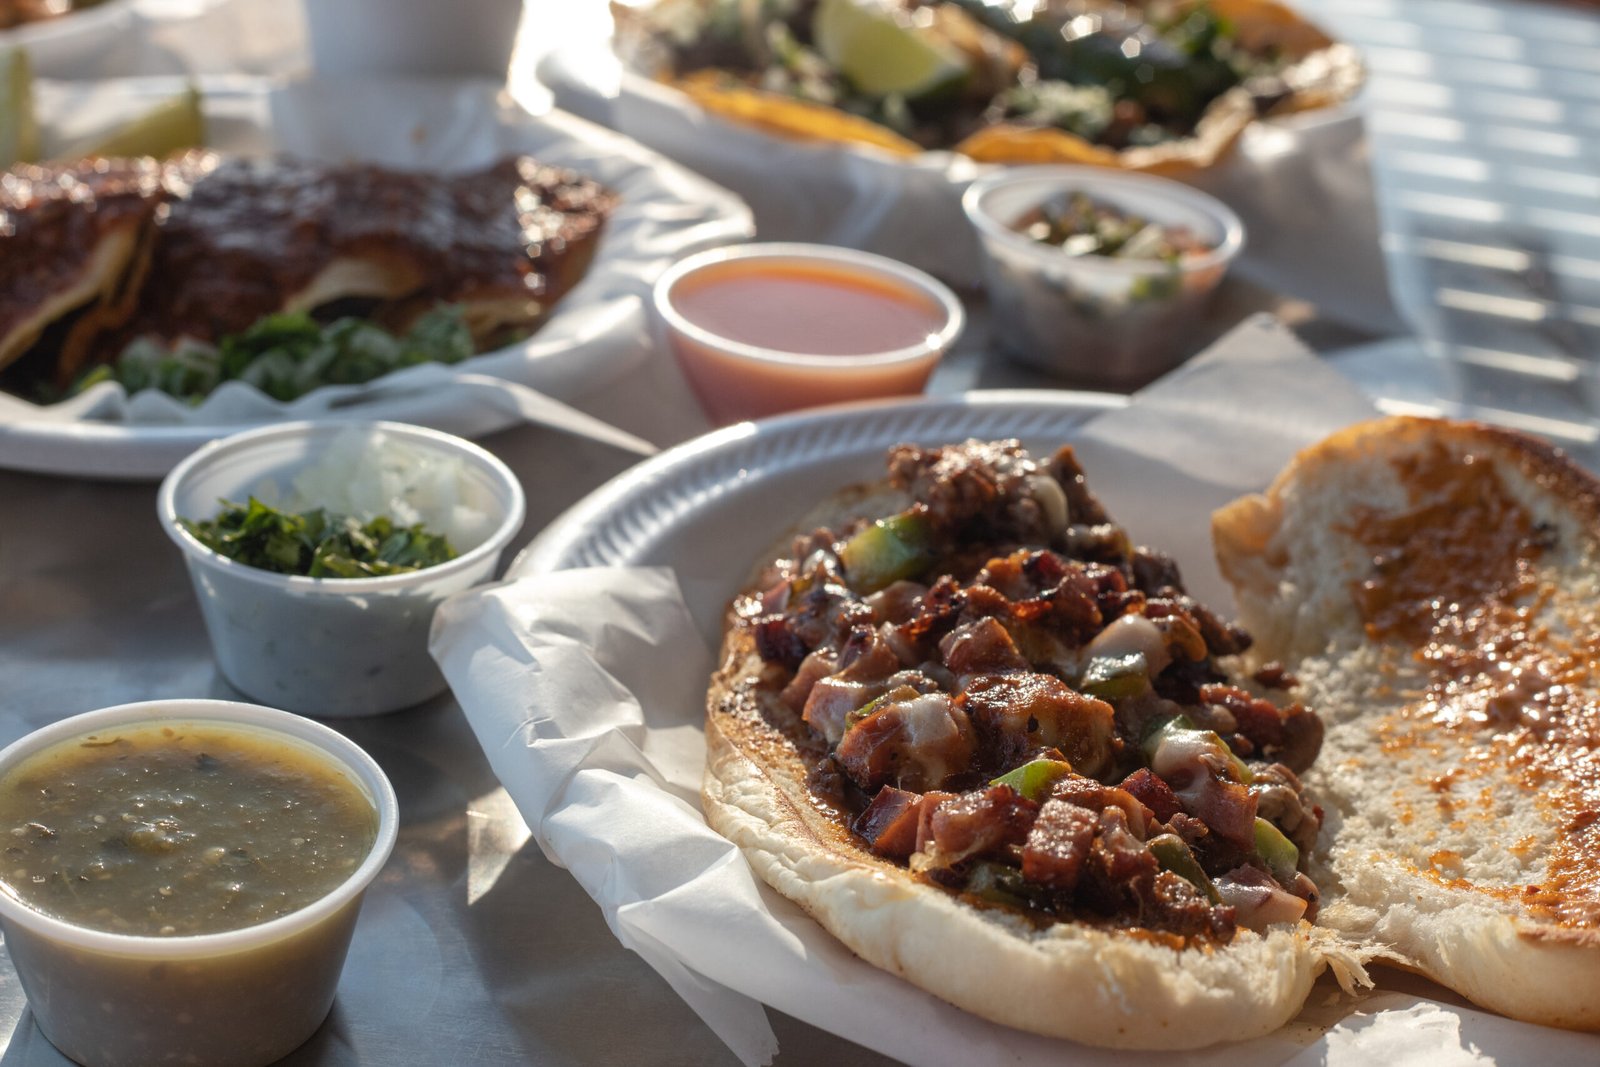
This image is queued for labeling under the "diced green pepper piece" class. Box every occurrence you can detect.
[989,758,1073,803]
[1148,834,1220,904]
[964,861,1032,908]
[838,510,931,593]
[1254,817,1300,885]
[1078,652,1150,700]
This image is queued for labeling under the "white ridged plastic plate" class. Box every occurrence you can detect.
[517,390,1124,639]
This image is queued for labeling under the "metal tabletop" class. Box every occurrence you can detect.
[4,0,1599,1062]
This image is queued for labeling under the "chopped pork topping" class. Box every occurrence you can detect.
[739,440,1325,940]
[835,690,975,793]
[960,674,1116,777]
[854,787,931,861]
[922,785,1041,867]
[1021,801,1099,889]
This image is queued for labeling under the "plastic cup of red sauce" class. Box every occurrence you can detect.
[654,242,965,425]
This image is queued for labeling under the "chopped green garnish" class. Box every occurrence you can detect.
[989,80,1112,141]
[73,306,474,404]
[1014,193,1209,263]
[181,497,458,579]
[989,758,1073,803]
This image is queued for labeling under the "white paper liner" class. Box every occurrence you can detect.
[539,44,1405,335]
[0,76,751,468]
[430,318,1600,1064]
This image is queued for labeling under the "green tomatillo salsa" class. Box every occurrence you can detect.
[0,723,378,937]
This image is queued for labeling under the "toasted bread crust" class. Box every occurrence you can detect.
[1224,416,1600,536]
[1214,415,1600,1031]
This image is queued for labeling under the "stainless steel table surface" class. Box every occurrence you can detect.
[5,0,1599,1057]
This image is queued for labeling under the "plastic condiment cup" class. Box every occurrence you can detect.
[305,0,523,77]
[963,166,1244,388]
[654,242,965,425]
[0,698,399,1067]
[157,421,525,717]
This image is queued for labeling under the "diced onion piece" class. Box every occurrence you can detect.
[1028,474,1070,534]
[1085,613,1170,675]
[1215,867,1309,930]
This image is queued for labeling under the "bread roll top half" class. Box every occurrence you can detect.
[1214,415,1600,1031]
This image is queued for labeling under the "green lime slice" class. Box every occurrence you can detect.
[0,48,40,168]
[71,84,205,160]
[812,0,967,100]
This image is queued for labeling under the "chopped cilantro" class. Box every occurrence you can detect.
[181,497,458,579]
[74,306,474,404]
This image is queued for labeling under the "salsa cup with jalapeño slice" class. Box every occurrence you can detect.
[0,699,399,1067]
[964,166,1243,388]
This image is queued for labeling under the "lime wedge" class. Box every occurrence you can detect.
[72,84,205,160]
[0,48,40,168]
[813,0,967,100]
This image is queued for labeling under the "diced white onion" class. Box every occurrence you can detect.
[279,429,493,549]
[1028,475,1070,534]
[1085,614,1170,675]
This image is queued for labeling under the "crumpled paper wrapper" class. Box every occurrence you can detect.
[539,46,1404,336]
[430,318,1599,1066]
[2,76,751,438]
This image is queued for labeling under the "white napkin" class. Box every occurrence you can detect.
[431,319,1599,1066]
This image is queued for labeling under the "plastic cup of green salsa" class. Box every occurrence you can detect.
[0,698,399,1067]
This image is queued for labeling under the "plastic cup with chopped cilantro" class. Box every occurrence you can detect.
[158,421,525,717]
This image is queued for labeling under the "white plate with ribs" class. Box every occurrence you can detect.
[0,75,752,478]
